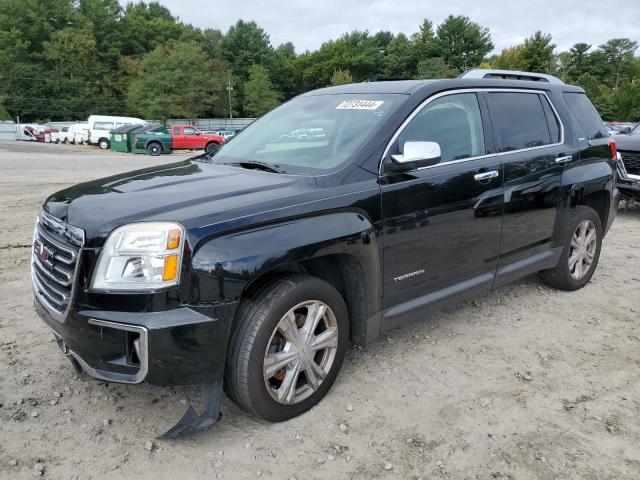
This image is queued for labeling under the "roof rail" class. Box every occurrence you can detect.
[459,69,564,84]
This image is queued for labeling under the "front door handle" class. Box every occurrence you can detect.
[556,155,573,164]
[474,170,499,181]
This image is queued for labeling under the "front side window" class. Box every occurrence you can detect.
[184,127,197,135]
[395,92,486,163]
[487,92,552,152]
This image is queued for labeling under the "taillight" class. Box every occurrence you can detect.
[609,138,617,160]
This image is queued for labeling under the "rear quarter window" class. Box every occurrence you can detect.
[562,92,608,140]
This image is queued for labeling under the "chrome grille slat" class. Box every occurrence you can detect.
[32,213,84,320]
[33,267,69,304]
[620,151,640,177]
[35,222,76,261]
[33,256,72,287]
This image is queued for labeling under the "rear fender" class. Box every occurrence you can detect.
[557,160,615,239]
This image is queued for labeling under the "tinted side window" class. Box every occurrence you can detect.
[487,92,551,152]
[540,95,561,143]
[562,92,608,140]
[93,122,115,130]
[396,92,486,163]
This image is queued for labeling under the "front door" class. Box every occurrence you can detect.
[380,91,503,330]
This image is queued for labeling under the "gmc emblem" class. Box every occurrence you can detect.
[34,239,53,267]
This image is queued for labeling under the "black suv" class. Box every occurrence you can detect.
[32,69,619,436]
[613,122,640,202]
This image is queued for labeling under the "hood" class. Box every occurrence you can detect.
[613,134,640,151]
[44,157,316,246]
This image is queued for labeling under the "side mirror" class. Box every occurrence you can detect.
[389,141,441,171]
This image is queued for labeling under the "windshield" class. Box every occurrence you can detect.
[213,93,404,174]
[629,124,640,136]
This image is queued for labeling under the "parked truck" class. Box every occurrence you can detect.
[133,124,225,156]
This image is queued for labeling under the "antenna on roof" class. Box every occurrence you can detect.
[458,69,563,84]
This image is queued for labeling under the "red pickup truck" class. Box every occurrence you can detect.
[134,125,225,156]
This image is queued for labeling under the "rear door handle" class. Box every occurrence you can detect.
[556,155,573,164]
[474,170,499,181]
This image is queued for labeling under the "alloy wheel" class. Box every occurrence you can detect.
[568,219,597,280]
[263,300,339,405]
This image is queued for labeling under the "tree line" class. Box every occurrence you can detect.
[0,0,638,122]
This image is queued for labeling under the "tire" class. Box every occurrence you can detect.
[98,138,110,150]
[147,142,162,156]
[539,206,602,291]
[225,274,349,422]
[205,142,220,155]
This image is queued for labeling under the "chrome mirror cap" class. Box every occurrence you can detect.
[391,141,441,164]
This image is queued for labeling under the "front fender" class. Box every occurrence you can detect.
[185,212,379,308]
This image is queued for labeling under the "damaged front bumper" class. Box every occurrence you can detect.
[34,296,238,437]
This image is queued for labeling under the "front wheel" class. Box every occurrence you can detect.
[98,138,110,149]
[539,206,602,291]
[225,275,349,421]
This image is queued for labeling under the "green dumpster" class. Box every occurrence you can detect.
[125,124,151,153]
[110,124,140,152]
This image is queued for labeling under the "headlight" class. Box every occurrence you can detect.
[91,222,184,291]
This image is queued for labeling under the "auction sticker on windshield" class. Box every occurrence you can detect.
[336,100,384,110]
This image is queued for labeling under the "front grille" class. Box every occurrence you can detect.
[32,212,84,319]
[620,150,640,176]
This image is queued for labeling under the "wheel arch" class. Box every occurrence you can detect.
[559,161,615,239]
[186,212,382,345]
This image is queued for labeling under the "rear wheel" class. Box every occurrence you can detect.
[225,275,349,421]
[539,206,602,291]
[147,142,162,156]
[205,142,220,155]
[98,138,110,150]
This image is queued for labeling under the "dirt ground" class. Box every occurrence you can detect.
[1,140,639,480]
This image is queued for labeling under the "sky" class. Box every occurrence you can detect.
[159,0,640,54]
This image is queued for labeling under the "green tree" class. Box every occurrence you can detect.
[489,45,524,70]
[299,30,383,90]
[383,33,414,78]
[592,38,638,90]
[518,31,556,73]
[127,40,228,120]
[330,68,353,86]
[220,20,273,81]
[267,42,300,100]
[416,57,449,78]
[244,64,280,116]
[120,1,192,55]
[411,20,438,62]
[434,15,493,72]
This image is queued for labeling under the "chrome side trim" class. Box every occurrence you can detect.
[379,88,566,175]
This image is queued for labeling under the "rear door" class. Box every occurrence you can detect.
[484,90,573,285]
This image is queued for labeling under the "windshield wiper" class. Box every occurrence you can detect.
[230,161,286,174]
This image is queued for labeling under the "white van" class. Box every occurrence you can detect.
[87,115,147,149]
[69,123,89,144]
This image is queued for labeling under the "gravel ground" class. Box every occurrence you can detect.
[1,140,640,480]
